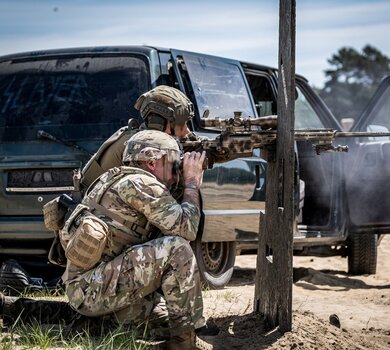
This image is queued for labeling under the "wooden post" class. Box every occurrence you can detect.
[254,0,296,333]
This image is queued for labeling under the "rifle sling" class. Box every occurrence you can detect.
[85,198,148,237]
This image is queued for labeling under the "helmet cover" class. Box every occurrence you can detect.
[123,129,181,164]
[134,85,194,127]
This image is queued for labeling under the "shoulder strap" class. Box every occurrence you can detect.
[86,167,125,201]
[84,167,151,236]
[84,197,148,236]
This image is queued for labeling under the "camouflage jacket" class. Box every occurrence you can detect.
[63,166,200,283]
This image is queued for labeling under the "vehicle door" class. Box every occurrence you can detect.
[242,63,346,247]
[346,76,390,234]
[168,49,268,288]
[293,77,347,245]
[170,49,268,243]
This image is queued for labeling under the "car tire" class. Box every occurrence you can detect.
[191,235,236,289]
[347,233,377,275]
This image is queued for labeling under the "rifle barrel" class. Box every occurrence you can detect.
[335,131,390,138]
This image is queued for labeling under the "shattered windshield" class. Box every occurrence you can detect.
[0,55,150,142]
[182,53,255,120]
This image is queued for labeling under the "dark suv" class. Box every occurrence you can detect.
[0,46,388,288]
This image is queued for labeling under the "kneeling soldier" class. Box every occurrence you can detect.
[1,130,213,350]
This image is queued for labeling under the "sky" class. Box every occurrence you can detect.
[0,0,389,88]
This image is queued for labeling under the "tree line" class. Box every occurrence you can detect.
[316,45,390,126]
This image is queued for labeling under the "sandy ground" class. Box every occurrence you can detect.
[201,235,390,349]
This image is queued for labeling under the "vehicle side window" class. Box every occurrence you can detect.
[180,53,255,119]
[295,87,324,129]
[245,73,276,117]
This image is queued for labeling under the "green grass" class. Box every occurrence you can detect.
[0,319,152,350]
[0,290,154,350]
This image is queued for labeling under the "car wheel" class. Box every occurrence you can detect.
[192,236,236,289]
[348,233,377,275]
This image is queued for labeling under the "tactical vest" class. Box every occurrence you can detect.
[61,167,156,269]
[80,118,142,192]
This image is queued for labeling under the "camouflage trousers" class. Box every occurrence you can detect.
[67,236,205,336]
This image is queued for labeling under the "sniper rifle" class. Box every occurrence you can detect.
[181,114,390,168]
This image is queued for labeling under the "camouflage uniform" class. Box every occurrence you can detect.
[62,130,205,337]
[0,108,213,349]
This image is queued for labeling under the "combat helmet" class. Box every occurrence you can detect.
[134,85,194,131]
[123,129,181,165]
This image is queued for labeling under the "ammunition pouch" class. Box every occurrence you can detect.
[65,214,109,270]
[43,181,80,232]
[58,167,156,269]
[43,197,67,231]
[60,204,108,270]
[60,200,150,270]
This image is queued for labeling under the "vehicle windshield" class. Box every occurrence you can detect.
[182,53,256,119]
[0,55,150,142]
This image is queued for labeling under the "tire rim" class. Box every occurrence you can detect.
[201,242,228,274]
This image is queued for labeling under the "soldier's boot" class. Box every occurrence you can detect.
[166,331,213,350]
[0,259,43,295]
[195,321,220,336]
[0,292,77,326]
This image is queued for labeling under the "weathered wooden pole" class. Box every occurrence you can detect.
[254,0,296,333]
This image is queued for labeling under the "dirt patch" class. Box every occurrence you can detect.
[201,235,390,349]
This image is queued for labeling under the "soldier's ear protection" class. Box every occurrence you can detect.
[146,114,168,132]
